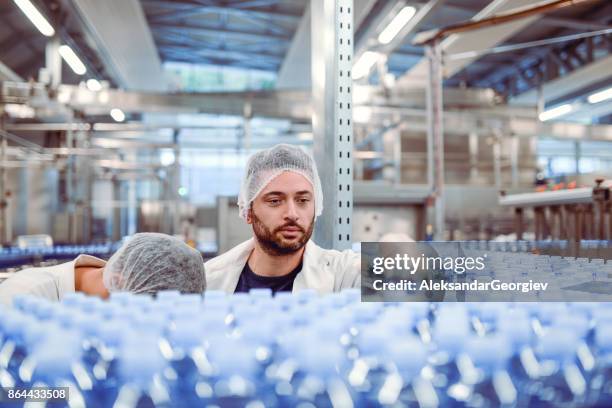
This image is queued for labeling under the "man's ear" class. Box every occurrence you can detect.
[246,207,253,224]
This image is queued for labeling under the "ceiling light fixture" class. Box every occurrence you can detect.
[13,0,55,37]
[378,6,416,45]
[587,87,612,104]
[59,45,87,75]
[538,104,573,122]
[352,51,381,80]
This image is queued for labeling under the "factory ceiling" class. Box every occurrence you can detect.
[0,0,610,123]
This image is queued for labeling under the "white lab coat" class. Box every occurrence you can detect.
[0,254,106,306]
[205,238,361,293]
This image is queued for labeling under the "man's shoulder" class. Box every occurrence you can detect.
[0,266,62,304]
[303,241,360,290]
[2,265,61,282]
[305,241,359,267]
[204,239,254,275]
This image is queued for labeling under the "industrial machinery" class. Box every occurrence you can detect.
[499,179,612,242]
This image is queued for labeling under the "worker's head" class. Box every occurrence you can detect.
[238,144,323,255]
[102,233,206,295]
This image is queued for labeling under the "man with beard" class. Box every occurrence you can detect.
[204,144,360,294]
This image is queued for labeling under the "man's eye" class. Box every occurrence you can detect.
[268,199,281,205]
[298,198,311,204]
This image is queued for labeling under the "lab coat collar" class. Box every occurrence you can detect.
[208,238,334,293]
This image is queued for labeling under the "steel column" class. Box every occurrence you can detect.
[311,0,354,250]
[0,116,8,245]
[45,35,62,88]
[426,41,445,240]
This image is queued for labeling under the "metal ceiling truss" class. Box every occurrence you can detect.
[160,49,279,70]
[142,0,301,28]
[141,0,300,71]
[478,33,612,100]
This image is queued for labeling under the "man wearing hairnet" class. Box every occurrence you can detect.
[205,144,360,294]
[0,233,206,306]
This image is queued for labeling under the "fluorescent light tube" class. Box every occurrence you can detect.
[538,104,573,122]
[352,51,380,79]
[378,6,416,45]
[59,45,86,75]
[13,0,55,37]
[587,87,612,104]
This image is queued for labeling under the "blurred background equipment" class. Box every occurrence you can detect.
[0,0,611,251]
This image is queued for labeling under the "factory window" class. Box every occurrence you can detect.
[164,62,276,92]
[347,103,351,108]
[347,168,351,174]
[347,201,350,207]
[340,135,343,141]
[339,119,343,125]
[338,234,342,241]
[340,23,343,28]
[346,234,350,241]
[339,102,343,108]
[339,201,342,207]
[339,217,342,224]
[346,217,350,224]
[339,184,342,190]
[339,168,343,174]
[348,135,351,142]
[339,86,343,92]
[347,184,350,191]
[348,39,351,45]
[347,152,351,158]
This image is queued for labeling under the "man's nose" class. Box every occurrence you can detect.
[284,200,299,221]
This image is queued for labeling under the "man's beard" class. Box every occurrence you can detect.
[251,210,314,256]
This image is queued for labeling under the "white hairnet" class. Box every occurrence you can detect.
[103,233,205,295]
[237,144,323,220]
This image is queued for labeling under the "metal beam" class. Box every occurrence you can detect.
[152,22,292,42]
[397,0,543,86]
[0,62,22,82]
[160,53,280,71]
[153,30,286,57]
[69,0,166,91]
[511,54,612,105]
[276,0,376,89]
[276,5,312,89]
[144,2,302,25]
[158,44,285,61]
[540,16,612,31]
[563,99,612,123]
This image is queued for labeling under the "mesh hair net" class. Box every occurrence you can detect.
[237,144,323,220]
[103,233,205,295]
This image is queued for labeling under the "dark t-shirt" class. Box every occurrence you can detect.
[234,261,302,294]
